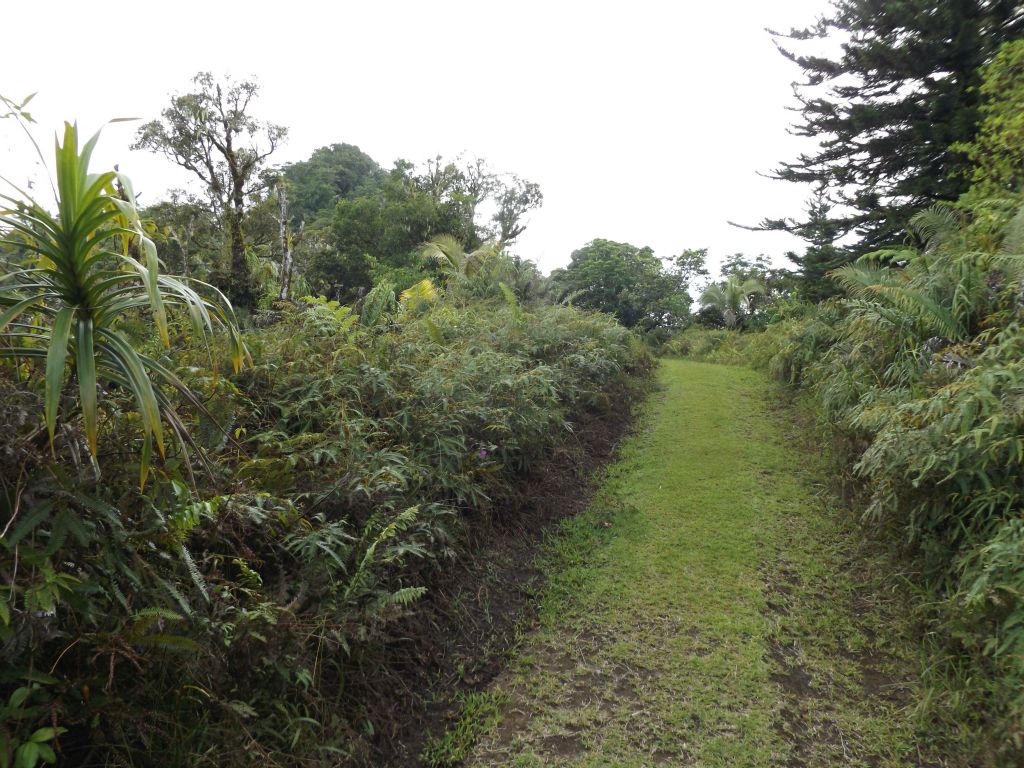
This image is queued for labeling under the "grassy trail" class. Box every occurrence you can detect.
[453,360,937,768]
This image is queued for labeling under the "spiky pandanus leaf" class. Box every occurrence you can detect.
[0,122,248,486]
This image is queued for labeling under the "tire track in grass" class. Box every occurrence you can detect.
[443,360,950,768]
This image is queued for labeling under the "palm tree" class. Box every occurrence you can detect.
[0,120,247,486]
[699,275,766,329]
[399,278,439,313]
[419,234,505,289]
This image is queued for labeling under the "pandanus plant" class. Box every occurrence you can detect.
[0,117,247,486]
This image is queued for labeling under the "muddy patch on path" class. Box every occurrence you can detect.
[761,547,928,768]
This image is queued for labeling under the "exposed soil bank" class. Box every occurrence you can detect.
[354,401,642,766]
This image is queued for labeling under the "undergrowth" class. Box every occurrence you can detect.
[421,691,509,768]
[0,293,651,766]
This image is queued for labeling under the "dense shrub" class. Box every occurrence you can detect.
[0,295,650,766]
[762,200,1024,762]
[662,324,793,369]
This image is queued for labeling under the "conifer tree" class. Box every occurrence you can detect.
[784,190,848,302]
[763,0,1024,257]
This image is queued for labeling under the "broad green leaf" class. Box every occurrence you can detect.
[76,317,98,456]
[8,686,30,708]
[44,306,74,446]
[14,742,39,768]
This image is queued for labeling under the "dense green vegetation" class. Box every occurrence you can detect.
[674,35,1024,765]
[0,256,650,765]
[756,203,1024,760]
[0,92,652,766]
[130,74,546,311]
[5,0,1024,764]
[546,240,699,337]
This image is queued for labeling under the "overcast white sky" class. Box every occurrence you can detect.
[3,0,832,277]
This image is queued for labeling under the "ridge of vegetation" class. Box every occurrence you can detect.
[0,107,653,765]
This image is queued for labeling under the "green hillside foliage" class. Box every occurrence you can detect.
[9,7,1024,763]
[665,38,1024,762]
[0,99,652,766]
[548,239,699,339]
[738,46,1024,757]
[958,39,1024,201]
[760,199,1024,761]
[0,288,650,765]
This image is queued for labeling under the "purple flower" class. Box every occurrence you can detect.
[478,449,488,460]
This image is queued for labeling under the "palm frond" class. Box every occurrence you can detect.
[399,278,438,312]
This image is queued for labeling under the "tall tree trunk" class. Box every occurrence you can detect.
[276,184,301,302]
[224,128,255,311]
[181,218,193,280]
[225,202,253,309]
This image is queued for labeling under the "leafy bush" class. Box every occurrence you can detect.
[0,289,650,766]
[662,324,788,369]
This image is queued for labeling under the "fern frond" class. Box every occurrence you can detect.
[910,203,964,252]
[376,586,427,609]
[180,545,209,603]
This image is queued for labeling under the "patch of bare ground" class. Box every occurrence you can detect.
[760,514,934,766]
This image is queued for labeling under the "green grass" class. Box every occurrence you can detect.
[461,359,956,767]
[422,691,510,767]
